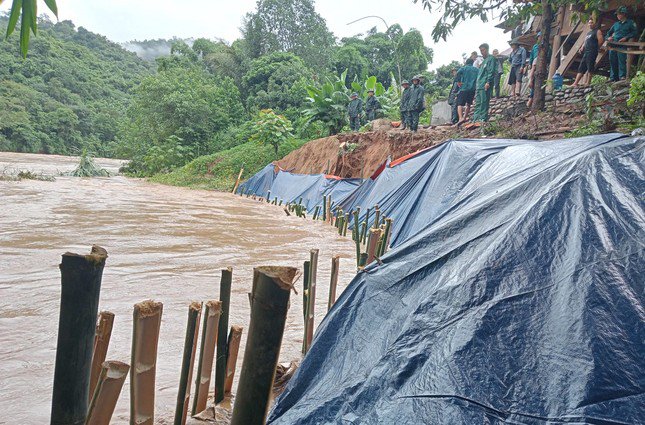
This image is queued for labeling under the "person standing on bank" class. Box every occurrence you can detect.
[409,75,425,132]
[365,89,381,121]
[606,6,638,82]
[448,68,460,124]
[492,49,504,98]
[455,58,478,125]
[473,43,497,122]
[508,40,527,97]
[348,92,363,132]
[400,80,412,130]
[573,18,604,87]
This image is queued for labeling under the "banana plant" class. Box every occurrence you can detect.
[3,0,58,57]
[303,70,350,135]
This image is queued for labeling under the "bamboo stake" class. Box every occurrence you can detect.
[373,207,381,230]
[191,301,222,416]
[305,249,319,352]
[301,261,311,354]
[366,228,383,265]
[51,246,108,425]
[360,221,368,246]
[85,361,130,425]
[328,255,340,311]
[326,195,332,223]
[224,326,243,395]
[230,267,296,425]
[266,191,271,203]
[174,302,202,425]
[130,300,163,425]
[359,253,368,268]
[214,268,232,404]
[90,311,115,401]
[231,166,244,194]
[322,196,327,221]
[381,218,393,256]
[342,213,349,237]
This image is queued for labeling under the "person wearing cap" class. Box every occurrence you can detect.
[409,75,425,132]
[347,92,363,132]
[508,40,527,97]
[455,58,478,125]
[365,89,381,121]
[400,80,412,129]
[473,43,497,122]
[606,6,638,81]
[573,18,604,87]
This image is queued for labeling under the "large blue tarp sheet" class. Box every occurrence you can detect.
[266,134,645,424]
[237,163,276,198]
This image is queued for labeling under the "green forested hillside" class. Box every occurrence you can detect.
[0,16,152,155]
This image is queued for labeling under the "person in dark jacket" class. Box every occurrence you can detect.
[448,68,460,124]
[400,80,411,130]
[409,75,425,132]
[348,92,363,132]
[573,18,604,87]
[365,89,381,121]
[606,6,638,81]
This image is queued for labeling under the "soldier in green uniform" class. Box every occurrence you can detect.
[348,92,363,132]
[473,43,497,122]
[606,6,638,81]
[409,75,425,132]
[365,89,381,121]
[400,80,411,130]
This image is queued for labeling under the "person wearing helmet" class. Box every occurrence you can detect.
[400,80,412,130]
[348,92,363,132]
[365,89,381,121]
[409,75,425,132]
[606,6,638,81]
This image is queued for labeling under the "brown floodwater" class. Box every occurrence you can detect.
[0,152,358,424]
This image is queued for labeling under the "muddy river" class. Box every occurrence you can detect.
[0,152,358,424]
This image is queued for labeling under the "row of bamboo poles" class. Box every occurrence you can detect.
[50,245,309,425]
[239,189,394,271]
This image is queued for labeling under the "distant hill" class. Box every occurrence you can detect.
[0,16,153,156]
[122,38,195,61]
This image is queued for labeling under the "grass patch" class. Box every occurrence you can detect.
[151,138,306,191]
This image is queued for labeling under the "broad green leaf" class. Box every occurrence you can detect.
[5,0,22,38]
[43,0,57,16]
[20,0,33,57]
[29,0,38,35]
[365,76,377,91]
[351,82,361,94]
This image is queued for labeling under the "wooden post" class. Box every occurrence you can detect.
[328,255,340,311]
[174,302,202,425]
[224,326,244,395]
[214,268,232,404]
[326,195,332,224]
[85,361,130,425]
[305,249,319,353]
[89,311,115,401]
[231,165,244,194]
[342,213,349,237]
[360,221,368,245]
[51,246,108,425]
[301,261,311,354]
[322,196,327,222]
[366,228,383,265]
[191,301,222,416]
[230,267,296,425]
[548,6,566,82]
[373,207,380,230]
[130,300,163,425]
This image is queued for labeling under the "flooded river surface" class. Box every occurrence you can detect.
[0,152,358,424]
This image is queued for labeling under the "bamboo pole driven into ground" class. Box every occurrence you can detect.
[174,302,202,425]
[224,326,244,395]
[89,311,115,401]
[191,301,222,416]
[231,165,244,194]
[305,249,319,352]
[328,255,340,311]
[51,245,108,425]
[230,266,297,425]
[85,361,130,425]
[214,267,232,404]
[301,260,311,354]
[366,228,383,265]
[130,300,163,425]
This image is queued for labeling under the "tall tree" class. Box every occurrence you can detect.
[241,0,335,69]
[413,0,606,111]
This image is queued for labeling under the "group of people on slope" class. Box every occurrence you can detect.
[347,89,382,132]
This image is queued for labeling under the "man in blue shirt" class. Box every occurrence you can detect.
[606,6,638,81]
[508,40,527,97]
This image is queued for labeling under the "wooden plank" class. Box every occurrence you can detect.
[556,23,591,75]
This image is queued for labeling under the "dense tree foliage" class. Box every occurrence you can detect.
[0,16,151,155]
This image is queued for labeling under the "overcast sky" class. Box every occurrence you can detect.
[1,0,511,68]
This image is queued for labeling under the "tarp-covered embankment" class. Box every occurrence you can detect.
[251,134,644,424]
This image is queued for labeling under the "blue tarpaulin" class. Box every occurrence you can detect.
[237,164,277,198]
[259,134,644,424]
